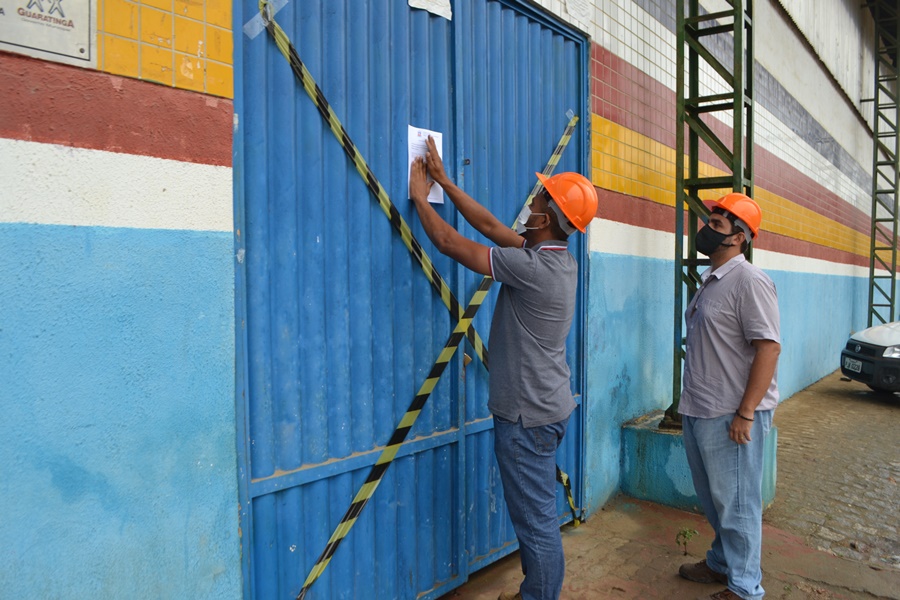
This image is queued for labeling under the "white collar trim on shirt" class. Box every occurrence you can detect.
[531,240,569,251]
[701,253,746,282]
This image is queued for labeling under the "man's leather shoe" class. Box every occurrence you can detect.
[698,589,744,600]
[679,559,728,584]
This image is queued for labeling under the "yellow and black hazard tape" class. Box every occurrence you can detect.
[258,3,585,596]
[259,1,488,365]
[296,290,487,599]
[556,465,585,527]
[505,112,579,229]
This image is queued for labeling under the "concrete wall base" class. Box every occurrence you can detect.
[621,410,777,513]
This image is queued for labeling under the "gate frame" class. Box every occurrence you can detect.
[233,1,591,597]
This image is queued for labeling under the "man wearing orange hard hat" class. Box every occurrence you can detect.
[409,135,597,600]
[678,192,781,600]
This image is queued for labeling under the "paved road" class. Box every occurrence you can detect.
[763,370,900,571]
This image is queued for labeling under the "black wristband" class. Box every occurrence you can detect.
[735,410,754,422]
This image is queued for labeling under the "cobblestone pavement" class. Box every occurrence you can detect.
[444,370,900,599]
[763,370,900,571]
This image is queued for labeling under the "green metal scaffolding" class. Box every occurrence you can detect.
[867,0,900,327]
[664,0,754,428]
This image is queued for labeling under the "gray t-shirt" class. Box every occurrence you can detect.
[680,254,780,418]
[487,240,577,427]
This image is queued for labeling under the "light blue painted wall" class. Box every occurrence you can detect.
[582,251,869,513]
[620,411,778,511]
[769,269,869,399]
[584,253,676,511]
[0,224,242,599]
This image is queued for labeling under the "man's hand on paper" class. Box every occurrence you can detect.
[409,156,434,204]
[424,136,450,186]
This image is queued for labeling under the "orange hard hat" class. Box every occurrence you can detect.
[704,192,761,238]
[535,172,598,233]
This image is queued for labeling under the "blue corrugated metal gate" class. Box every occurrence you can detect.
[234,1,588,598]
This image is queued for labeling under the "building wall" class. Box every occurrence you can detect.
[1,0,877,596]
[774,0,876,122]
[0,0,239,594]
[532,0,873,510]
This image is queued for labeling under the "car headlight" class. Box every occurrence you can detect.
[883,345,900,358]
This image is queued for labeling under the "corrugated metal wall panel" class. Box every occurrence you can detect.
[774,0,875,115]
[244,2,457,476]
[235,1,587,598]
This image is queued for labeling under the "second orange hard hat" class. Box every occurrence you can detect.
[704,192,762,238]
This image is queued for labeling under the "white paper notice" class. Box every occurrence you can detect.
[408,125,444,204]
[408,0,452,21]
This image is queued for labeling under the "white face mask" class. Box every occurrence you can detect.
[515,204,546,234]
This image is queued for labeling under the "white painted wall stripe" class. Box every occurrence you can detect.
[573,0,870,214]
[590,219,867,277]
[0,138,232,232]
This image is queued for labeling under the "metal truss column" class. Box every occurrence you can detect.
[868,0,900,327]
[663,0,754,428]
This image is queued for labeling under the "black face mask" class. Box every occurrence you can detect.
[695,224,737,256]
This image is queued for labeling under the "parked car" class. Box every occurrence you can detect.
[840,321,900,392]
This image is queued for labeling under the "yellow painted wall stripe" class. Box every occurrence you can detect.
[590,115,870,257]
[98,0,233,97]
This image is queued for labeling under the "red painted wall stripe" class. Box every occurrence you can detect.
[0,51,232,167]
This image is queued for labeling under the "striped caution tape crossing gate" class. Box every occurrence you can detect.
[556,465,585,526]
[256,3,585,597]
[297,292,487,599]
[257,1,489,366]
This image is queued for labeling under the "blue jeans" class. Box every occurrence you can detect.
[493,415,569,600]
[683,411,773,600]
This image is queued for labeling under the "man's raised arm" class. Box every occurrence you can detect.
[423,136,524,249]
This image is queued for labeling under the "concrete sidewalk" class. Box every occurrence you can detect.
[441,496,898,599]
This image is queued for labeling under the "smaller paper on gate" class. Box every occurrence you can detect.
[408,0,452,20]
[408,125,445,204]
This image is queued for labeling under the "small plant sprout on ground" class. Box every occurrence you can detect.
[676,527,699,555]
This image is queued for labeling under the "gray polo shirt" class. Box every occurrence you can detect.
[487,240,577,428]
[680,254,780,418]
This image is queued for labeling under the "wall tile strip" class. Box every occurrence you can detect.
[629,0,870,192]
[591,42,868,238]
[597,187,868,268]
[97,0,233,98]
[589,41,871,260]
[592,112,869,258]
